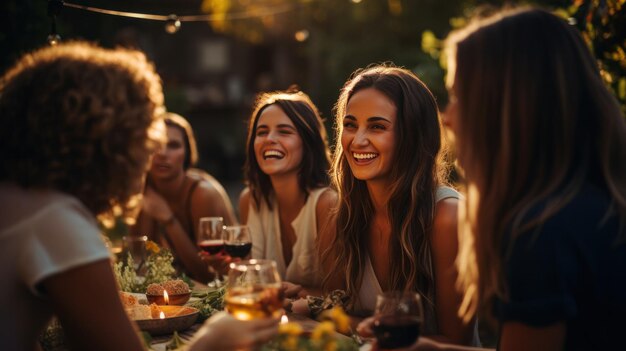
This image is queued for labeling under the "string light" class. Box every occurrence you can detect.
[294,29,309,42]
[164,14,181,34]
[47,0,63,45]
[45,0,297,42]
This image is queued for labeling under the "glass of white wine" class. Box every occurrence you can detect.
[225,259,283,321]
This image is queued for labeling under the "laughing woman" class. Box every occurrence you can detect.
[239,89,336,289]
[320,65,478,345]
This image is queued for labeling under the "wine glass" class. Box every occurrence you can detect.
[122,235,147,275]
[225,259,283,321]
[197,216,224,287]
[223,225,252,259]
[372,291,423,349]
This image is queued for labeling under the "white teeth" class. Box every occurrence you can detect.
[264,150,284,158]
[353,153,378,160]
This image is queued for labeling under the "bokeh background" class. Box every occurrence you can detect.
[2,0,624,207]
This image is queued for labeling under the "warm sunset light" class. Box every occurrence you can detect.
[164,290,169,305]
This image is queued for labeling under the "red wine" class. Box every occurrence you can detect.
[224,242,252,258]
[199,239,224,254]
[372,315,421,349]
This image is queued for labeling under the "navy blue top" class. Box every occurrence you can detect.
[494,183,626,350]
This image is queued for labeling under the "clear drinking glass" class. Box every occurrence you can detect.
[372,291,423,349]
[223,225,252,259]
[122,235,148,274]
[225,259,283,321]
[197,216,225,287]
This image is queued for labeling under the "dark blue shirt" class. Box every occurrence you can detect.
[494,183,626,350]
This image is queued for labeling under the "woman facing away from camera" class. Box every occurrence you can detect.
[239,89,336,290]
[318,65,478,345]
[131,112,237,282]
[0,42,276,351]
[364,7,626,351]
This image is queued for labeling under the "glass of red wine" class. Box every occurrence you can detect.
[197,216,225,287]
[372,291,423,349]
[223,225,252,259]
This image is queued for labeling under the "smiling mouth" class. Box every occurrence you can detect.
[352,152,378,162]
[263,150,285,160]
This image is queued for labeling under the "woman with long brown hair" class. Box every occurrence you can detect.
[390,7,626,351]
[321,65,477,345]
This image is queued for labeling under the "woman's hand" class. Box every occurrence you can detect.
[142,186,173,223]
[198,251,234,276]
[357,318,443,351]
[189,311,279,351]
[281,281,303,299]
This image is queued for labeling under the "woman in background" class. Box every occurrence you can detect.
[321,65,477,345]
[132,112,237,282]
[240,89,336,289]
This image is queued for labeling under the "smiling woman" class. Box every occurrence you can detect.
[239,88,336,290]
[320,65,479,346]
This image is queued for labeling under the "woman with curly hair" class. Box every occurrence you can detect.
[132,112,237,282]
[0,42,278,351]
[321,65,478,345]
[239,89,336,288]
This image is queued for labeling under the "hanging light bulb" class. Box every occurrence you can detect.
[294,29,309,42]
[165,14,181,34]
[47,34,62,46]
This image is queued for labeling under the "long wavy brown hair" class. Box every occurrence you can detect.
[244,89,331,210]
[0,41,165,224]
[446,8,626,321]
[323,65,448,310]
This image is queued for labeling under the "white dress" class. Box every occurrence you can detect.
[246,187,329,286]
[0,183,111,350]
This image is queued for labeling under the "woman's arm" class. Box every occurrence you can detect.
[41,260,144,351]
[239,188,251,224]
[405,322,565,351]
[431,198,475,345]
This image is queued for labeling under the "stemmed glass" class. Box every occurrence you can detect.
[197,216,225,288]
[223,225,252,259]
[122,235,147,275]
[225,259,283,321]
[372,291,423,349]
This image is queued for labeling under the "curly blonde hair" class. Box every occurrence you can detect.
[0,41,165,222]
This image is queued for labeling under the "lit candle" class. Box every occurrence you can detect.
[163,290,169,305]
[281,314,288,324]
[159,311,165,319]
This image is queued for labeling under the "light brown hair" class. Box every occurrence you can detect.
[446,8,626,321]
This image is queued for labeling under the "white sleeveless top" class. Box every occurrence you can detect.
[246,187,329,286]
[356,186,462,333]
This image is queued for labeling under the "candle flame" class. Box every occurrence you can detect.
[163,290,169,305]
[281,314,288,324]
[159,311,165,319]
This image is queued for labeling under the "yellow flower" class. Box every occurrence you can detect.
[146,240,160,254]
[311,321,335,341]
[323,340,337,351]
[279,322,303,336]
[328,307,351,334]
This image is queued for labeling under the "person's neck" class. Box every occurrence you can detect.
[150,172,186,200]
[366,179,392,215]
[270,173,306,210]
